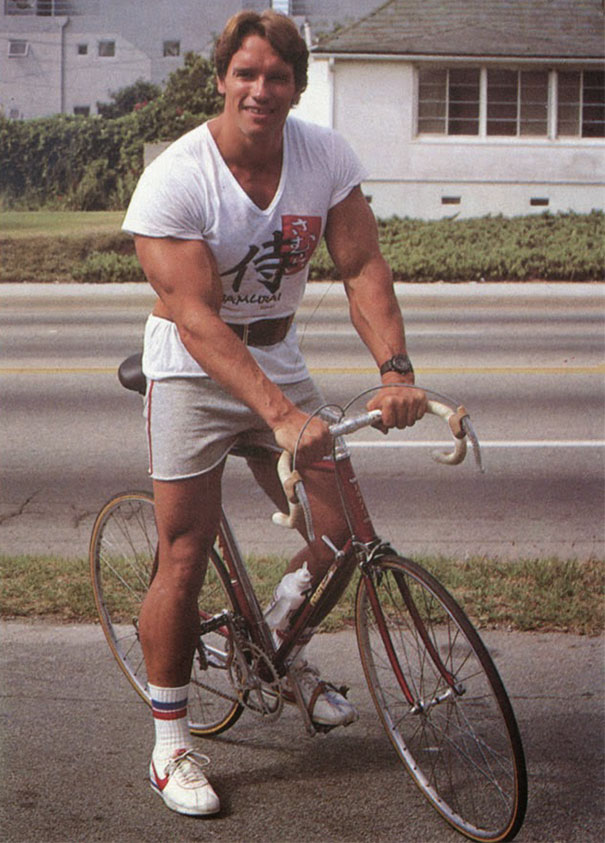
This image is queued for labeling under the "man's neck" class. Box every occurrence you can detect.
[209,114,284,173]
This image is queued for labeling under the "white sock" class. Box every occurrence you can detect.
[148,682,192,765]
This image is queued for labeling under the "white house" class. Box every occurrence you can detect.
[296,0,605,219]
[0,0,378,119]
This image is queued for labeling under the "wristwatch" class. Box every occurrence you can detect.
[379,353,414,377]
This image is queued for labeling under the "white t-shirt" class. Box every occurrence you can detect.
[122,115,367,383]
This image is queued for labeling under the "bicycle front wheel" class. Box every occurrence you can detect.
[355,555,527,842]
[89,491,243,737]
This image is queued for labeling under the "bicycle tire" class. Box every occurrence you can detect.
[355,554,527,842]
[89,491,243,737]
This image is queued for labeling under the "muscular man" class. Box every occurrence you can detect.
[122,9,426,817]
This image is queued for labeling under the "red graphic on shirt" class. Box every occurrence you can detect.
[281,215,322,275]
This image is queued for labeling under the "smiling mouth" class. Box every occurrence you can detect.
[243,105,274,116]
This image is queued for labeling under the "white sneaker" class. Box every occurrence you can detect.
[149,748,220,816]
[291,661,358,727]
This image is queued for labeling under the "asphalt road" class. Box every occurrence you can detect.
[1,282,604,560]
[1,620,604,843]
[1,282,604,842]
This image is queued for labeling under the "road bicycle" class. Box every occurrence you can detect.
[90,354,527,842]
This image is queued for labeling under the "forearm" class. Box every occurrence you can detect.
[345,258,414,382]
[177,306,297,428]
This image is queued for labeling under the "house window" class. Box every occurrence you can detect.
[418,66,602,139]
[163,40,180,57]
[418,68,480,135]
[558,70,605,138]
[272,0,291,13]
[8,39,29,57]
[98,40,115,58]
[487,69,548,136]
[77,43,88,55]
[5,1,35,14]
[73,105,90,116]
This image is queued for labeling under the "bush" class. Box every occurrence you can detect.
[309,211,605,282]
[71,251,144,283]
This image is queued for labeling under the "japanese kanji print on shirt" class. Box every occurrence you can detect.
[222,215,322,299]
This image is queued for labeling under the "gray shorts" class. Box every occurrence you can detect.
[144,376,325,481]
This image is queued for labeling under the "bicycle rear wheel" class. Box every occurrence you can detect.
[355,555,527,842]
[89,491,243,736]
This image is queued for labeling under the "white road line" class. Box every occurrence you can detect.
[348,440,604,448]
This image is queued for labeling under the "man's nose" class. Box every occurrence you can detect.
[251,76,269,98]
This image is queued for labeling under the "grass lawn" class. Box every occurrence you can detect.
[1,210,125,239]
[1,553,602,635]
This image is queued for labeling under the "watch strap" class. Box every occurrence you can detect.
[379,353,414,377]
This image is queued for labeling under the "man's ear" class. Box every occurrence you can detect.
[216,75,226,96]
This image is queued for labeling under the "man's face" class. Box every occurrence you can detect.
[217,34,299,140]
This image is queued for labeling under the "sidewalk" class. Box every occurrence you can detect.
[2,280,603,301]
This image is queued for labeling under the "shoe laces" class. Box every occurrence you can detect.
[166,749,211,785]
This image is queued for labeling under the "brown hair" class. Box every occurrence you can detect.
[214,10,308,100]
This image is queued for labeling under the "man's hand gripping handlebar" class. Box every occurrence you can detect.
[271,400,484,542]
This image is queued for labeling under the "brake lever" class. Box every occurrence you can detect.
[461,416,485,473]
[271,451,316,542]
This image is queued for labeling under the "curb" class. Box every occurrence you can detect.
[2,281,603,300]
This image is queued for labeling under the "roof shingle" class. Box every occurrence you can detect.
[313,0,605,59]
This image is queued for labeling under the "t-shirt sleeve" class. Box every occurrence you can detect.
[122,153,207,240]
[328,129,369,209]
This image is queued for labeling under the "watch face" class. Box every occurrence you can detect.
[392,354,412,373]
[392,354,409,370]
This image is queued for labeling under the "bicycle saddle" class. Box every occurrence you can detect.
[118,352,146,395]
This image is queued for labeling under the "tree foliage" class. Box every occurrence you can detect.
[0,54,222,210]
[162,52,224,116]
[97,78,162,119]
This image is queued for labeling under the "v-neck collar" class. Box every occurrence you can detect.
[205,121,288,215]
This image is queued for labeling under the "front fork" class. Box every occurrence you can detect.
[361,556,466,710]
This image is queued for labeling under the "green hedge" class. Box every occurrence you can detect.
[311,211,605,282]
[1,211,603,283]
[0,108,209,211]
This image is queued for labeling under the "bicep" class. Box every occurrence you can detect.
[134,235,222,317]
[324,186,385,281]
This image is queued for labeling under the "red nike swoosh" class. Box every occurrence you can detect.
[151,760,169,791]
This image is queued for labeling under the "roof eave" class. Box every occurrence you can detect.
[310,50,605,64]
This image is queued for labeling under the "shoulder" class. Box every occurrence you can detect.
[286,115,338,145]
[146,122,211,178]
[285,115,358,160]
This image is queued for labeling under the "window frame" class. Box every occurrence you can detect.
[162,39,180,58]
[8,39,29,57]
[416,64,604,142]
[97,39,116,59]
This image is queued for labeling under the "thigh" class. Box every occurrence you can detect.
[247,451,348,554]
[300,461,349,549]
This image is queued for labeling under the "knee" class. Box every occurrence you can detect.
[157,533,210,591]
